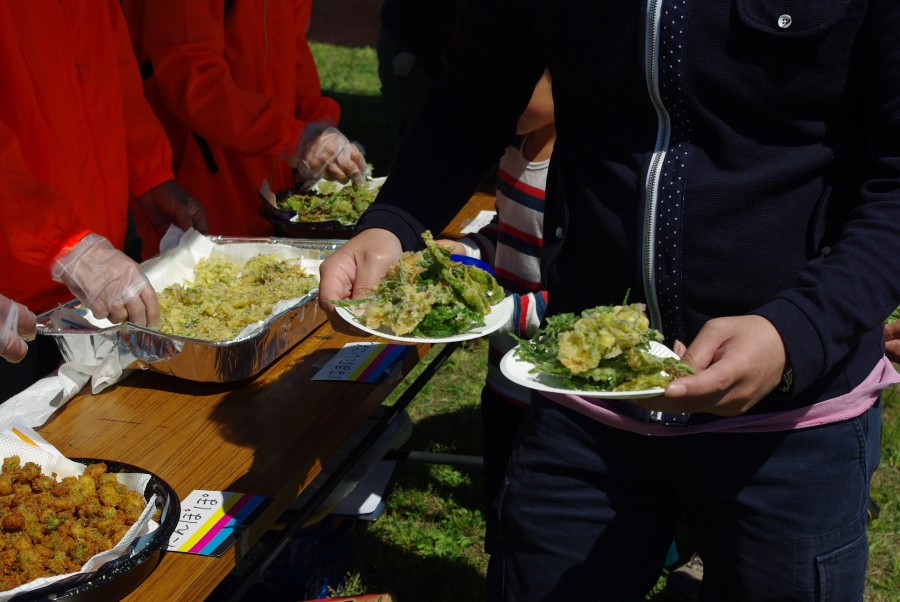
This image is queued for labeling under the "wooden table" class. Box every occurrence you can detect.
[36,193,496,602]
[38,325,429,602]
[446,191,496,236]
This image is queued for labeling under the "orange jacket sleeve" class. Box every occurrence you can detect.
[0,121,91,268]
[293,0,341,124]
[108,0,174,197]
[142,0,304,158]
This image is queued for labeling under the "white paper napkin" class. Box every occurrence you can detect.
[0,353,127,428]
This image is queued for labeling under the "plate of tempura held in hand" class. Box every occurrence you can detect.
[332,231,510,344]
[500,303,695,399]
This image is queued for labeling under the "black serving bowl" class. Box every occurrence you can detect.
[258,189,356,239]
[9,459,180,602]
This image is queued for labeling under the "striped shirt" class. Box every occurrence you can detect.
[459,135,549,405]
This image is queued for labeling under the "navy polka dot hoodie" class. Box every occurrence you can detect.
[359,0,900,415]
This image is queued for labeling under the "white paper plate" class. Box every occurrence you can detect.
[335,298,511,343]
[499,341,680,399]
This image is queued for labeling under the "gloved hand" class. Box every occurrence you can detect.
[0,295,35,363]
[50,234,160,328]
[290,122,368,184]
[134,180,209,238]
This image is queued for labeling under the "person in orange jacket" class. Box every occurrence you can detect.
[122,0,367,249]
[0,0,207,399]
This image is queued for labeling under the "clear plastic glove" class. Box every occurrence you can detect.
[0,295,35,363]
[134,180,209,237]
[50,234,160,328]
[289,122,368,184]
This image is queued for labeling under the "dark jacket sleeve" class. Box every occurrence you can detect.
[359,0,545,250]
[754,0,900,394]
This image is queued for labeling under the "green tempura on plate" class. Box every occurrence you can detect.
[332,231,504,337]
[278,180,376,225]
[514,303,695,392]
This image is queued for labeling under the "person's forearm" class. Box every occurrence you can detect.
[359,0,545,250]
[752,191,900,394]
[751,0,900,394]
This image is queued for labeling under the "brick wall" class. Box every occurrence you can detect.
[308,0,383,48]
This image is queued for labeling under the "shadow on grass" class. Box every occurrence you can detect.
[350,521,488,602]
[404,401,484,457]
[322,91,396,177]
[394,401,487,516]
[390,459,486,517]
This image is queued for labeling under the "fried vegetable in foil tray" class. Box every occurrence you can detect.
[158,254,318,342]
[514,303,694,392]
[0,456,149,592]
[332,231,505,337]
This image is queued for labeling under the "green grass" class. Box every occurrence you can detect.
[312,43,382,95]
[310,41,900,601]
[341,341,490,601]
[867,385,900,600]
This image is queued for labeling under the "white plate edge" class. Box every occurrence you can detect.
[499,340,679,399]
[335,298,511,344]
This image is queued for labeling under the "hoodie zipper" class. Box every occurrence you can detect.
[642,0,669,331]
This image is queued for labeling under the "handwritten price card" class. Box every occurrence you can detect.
[167,490,272,556]
[312,342,413,383]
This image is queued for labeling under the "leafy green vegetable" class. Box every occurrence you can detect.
[331,231,504,337]
[514,304,694,392]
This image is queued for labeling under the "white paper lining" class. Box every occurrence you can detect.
[0,357,124,428]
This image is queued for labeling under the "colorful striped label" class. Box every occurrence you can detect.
[168,491,272,557]
[313,343,413,383]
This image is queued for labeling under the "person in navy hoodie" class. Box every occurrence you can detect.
[319,1,900,599]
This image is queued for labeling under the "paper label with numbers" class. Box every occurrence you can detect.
[167,490,272,556]
[312,342,413,383]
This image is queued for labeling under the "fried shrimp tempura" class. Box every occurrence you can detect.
[0,457,145,591]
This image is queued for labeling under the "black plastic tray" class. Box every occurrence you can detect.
[259,190,356,239]
[10,459,180,602]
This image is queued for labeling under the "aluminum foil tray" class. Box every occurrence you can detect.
[35,237,345,383]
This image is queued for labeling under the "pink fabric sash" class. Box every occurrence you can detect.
[541,356,900,436]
